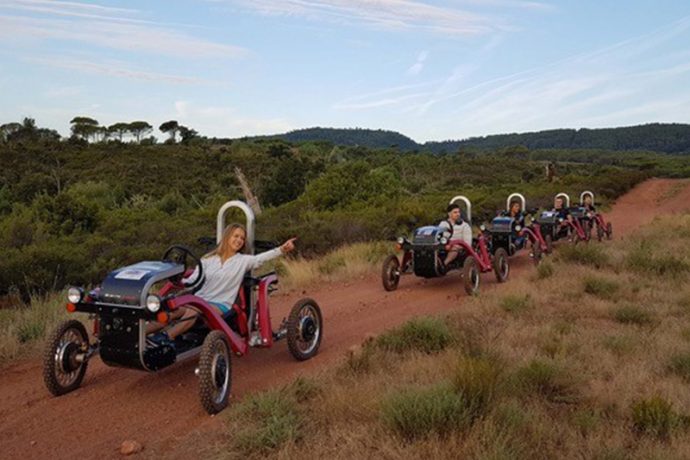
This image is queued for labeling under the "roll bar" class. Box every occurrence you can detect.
[554,192,570,208]
[217,200,255,255]
[506,193,526,212]
[580,190,594,205]
[449,195,472,224]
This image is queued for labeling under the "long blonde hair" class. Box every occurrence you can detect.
[205,223,246,262]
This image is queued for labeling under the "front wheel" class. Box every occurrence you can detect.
[492,248,510,282]
[381,255,401,291]
[43,319,90,396]
[287,298,323,361]
[597,224,604,242]
[198,330,232,414]
[606,222,613,240]
[463,257,480,296]
[532,239,542,266]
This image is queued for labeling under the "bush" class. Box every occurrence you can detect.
[536,261,554,279]
[512,359,578,404]
[377,317,453,354]
[452,355,501,418]
[668,352,690,382]
[631,396,677,439]
[499,294,532,313]
[558,244,609,268]
[626,242,690,278]
[381,384,472,440]
[583,276,619,300]
[613,304,653,325]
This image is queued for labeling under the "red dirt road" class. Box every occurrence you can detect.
[2,178,689,459]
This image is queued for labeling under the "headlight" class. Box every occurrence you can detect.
[515,225,522,232]
[440,236,448,244]
[559,217,564,223]
[397,236,405,245]
[146,295,161,312]
[67,287,83,304]
[587,212,593,218]
[480,224,486,231]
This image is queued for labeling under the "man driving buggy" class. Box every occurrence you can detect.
[438,203,473,267]
[146,224,296,347]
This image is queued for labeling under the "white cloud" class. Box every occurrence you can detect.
[406,50,429,76]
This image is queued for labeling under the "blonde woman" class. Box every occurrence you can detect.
[147,224,296,345]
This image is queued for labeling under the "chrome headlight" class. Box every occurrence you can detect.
[587,212,593,218]
[515,225,522,232]
[397,236,405,245]
[146,295,161,312]
[480,224,486,231]
[67,287,83,304]
[440,236,448,245]
[559,217,564,223]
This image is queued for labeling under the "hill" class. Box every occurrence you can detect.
[261,123,690,154]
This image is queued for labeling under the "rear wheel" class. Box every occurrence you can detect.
[287,298,323,361]
[584,221,592,241]
[492,248,509,283]
[544,234,553,254]
[597,224,604,242]
[43,319,89,396]
[381,255,401,291]
[463,257,480,296]
[606,222,613,240]
[198,330,232,414]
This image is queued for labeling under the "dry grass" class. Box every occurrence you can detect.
[212,213,690,459]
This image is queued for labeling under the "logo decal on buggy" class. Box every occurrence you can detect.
[115,269,150,280]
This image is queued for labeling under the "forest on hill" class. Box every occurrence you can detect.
[1,117,689,300]
[263,123,690,154]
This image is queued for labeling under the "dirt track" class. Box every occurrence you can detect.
[2,178,689,459]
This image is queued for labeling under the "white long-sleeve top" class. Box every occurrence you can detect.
[438,220,473,246]
[185,248,282,306]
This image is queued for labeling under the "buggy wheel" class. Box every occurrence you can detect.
[606,222,613,240]
[584,221,592,241]
[287,298,323,361]
[572,231,581,246]
[198,330,232,414]
[381,255,401,291]
[463,257,480,295]
[544,234,553,254]
[532,240,542,266]
[492,248,510,283]
[43,319,89,396]
[597,224,604,242]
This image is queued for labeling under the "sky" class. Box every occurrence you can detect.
[1,0,690,142]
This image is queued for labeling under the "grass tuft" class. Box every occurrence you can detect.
[536,260,554,279]
[512,359,578,404]
[631,396,677,439]
[381,383,472,441]
[626,241,690,278]
[452,355,502,419]
[583,276,619,300]
[376,317,453,354]
[668,352,690,382]
[557,244,610,268]
[499,294,532,313]
[612,304,653,325]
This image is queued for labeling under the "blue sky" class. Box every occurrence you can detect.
[1,0,689,142]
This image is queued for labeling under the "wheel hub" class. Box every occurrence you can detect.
[300,317,316,342]
[58,342,81,374]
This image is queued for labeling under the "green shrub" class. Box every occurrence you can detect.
[626,242,690,277]
[613,304,653,325]
[233,389,302,452]
[631,396,677,439]
[452,355,501,418]
[499,294,532,313]
[558,244,609,268]
[512,359,578,404]
[536,261,554,279]
[602,335,636,356]
[583,276,619,300]
[377,317,453,354]
[381,384,472,440]
[668,352,690,382]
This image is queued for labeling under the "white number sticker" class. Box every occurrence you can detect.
[115,269,149,280]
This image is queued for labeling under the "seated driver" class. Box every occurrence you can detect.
[553,196,571,222]
[582,193,596,212]
[438,203,472,267]
[146,223,296,346]
[506,200,526,227]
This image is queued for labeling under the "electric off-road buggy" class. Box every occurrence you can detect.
[578,191,613,241]
[43,201,323,414]
[483,193,550,265]
[381,195,510,296]
[536,192,589,245]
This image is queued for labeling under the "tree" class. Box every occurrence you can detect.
[70,116,99,142]
[108,122,130,142]
[178,125,199,144]
[128,121,153,143]
[0,122,22,142]
[159,120,179,143]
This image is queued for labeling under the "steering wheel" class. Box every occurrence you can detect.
[162,245,204,290]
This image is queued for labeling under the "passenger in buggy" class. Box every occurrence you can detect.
[438,203,473,267]
[582,193,596,212]
[146,223,296,347]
